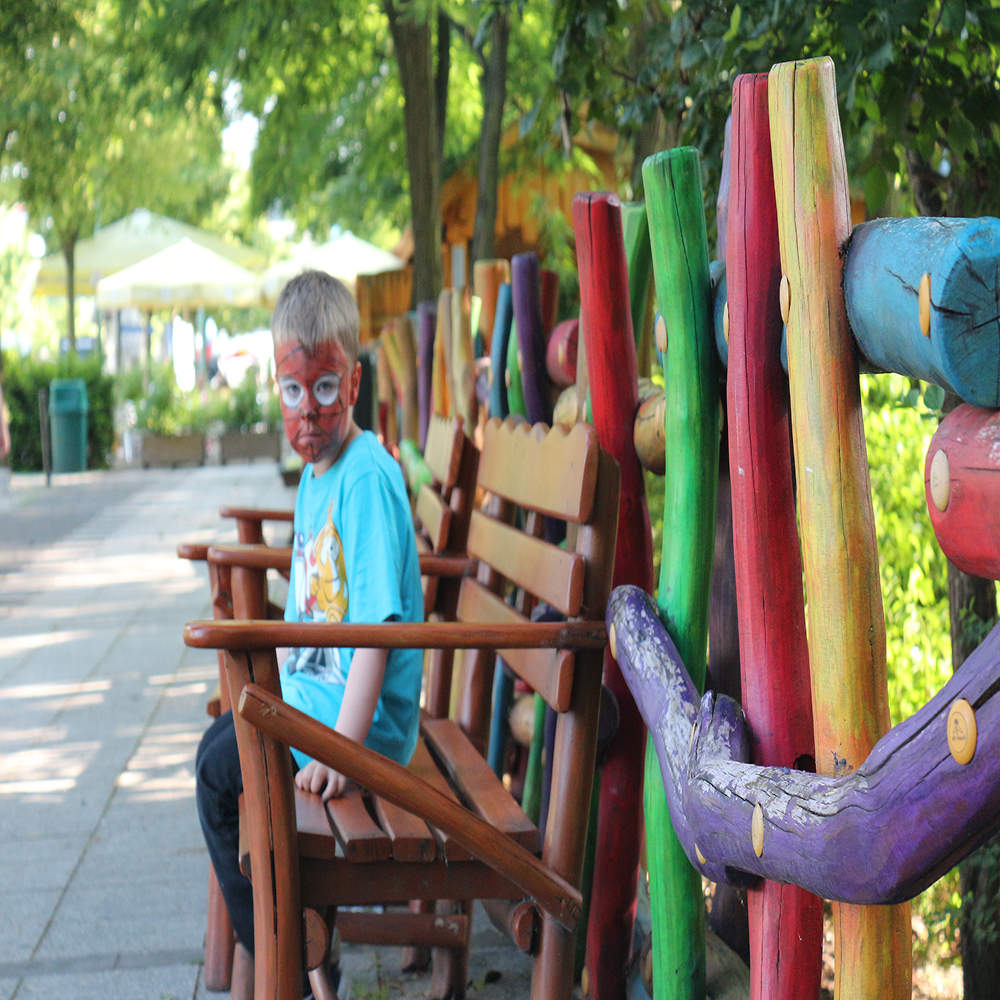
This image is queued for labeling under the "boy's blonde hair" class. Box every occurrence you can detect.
[272,270,360,363]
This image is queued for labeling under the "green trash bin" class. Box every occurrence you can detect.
[49,378,89,473]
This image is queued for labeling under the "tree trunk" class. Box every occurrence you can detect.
[471,7,509,264]
[62,237,77,353]
[947,560,1000,1000]
[385,0,443,308]
[435,9,449,177]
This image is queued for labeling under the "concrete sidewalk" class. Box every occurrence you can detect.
[0,463,536,1000]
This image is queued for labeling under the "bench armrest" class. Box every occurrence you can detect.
[238,682,583,931]
[219,505,294,523]
[207,544,292,573]
[205,545,473,581]
[184,618,608,652]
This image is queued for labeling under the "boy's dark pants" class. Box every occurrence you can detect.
[197,711,255,953]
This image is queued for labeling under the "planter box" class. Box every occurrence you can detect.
[141,433,206,469]
[219,429,283,465]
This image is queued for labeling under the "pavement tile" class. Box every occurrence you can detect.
[0,978,18,1000]
[12,961,200,1000]
[0,888,62,964]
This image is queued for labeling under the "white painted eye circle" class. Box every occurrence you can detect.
[312,374,341,407]
[278,378,306,409]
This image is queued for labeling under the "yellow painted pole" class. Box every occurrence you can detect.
[768,56,911,1000]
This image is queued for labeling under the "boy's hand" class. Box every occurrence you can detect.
[295,760,347,801]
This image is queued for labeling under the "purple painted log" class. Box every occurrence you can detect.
[609,583,1000,905]
[416,300,437,451]
[511,252,553,426]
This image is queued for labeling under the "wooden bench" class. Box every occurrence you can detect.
[177,414,477,992]
[184,417,619,999]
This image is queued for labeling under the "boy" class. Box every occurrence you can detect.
[195,270,424,972]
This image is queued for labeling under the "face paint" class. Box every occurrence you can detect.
[275,341,356,472]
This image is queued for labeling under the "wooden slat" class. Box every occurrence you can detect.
[415,484,452,553]
[423,414,464,487]
[405,739,472,861]
[300,858,523,909]
[478,418,599,524]
[371,740,439,863]
[456,579,574,712]
[337,910,468,948]
[422,716,540,852]
[294,786,340,859]
[240,687,584,930]
[467,509,584,617]
[324,786,391,863]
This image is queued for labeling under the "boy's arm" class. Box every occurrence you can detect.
[294,646,388,801]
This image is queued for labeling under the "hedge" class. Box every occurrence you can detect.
[1,351,116,472]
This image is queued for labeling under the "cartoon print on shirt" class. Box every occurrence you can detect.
[288,502,349,683]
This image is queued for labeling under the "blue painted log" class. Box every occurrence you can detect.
[609,583,1000,905]
[511,252,553,425]
[844,217,1000,407]
[416,300,437,451]
[489,283,513,420]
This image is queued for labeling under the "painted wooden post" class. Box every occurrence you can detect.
[540,267,560,337]
[381,314,420,443]
[926,403,1000,578]
[474,258,511,354]
[512,253,554,426]
[546,319,579,388]
[433,290,452,418]
[642,146,719,1000]
[505,318,527,418]
[769,56,911,1000]
[450,289,477,430]
[726,72,823,1000]
[573,191,654,1000]
[489,283,514,420]
[844,216,1000,407]
[417,300,437,450]
[622,201,653,353]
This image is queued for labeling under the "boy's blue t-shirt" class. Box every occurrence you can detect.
[282,430,423,769]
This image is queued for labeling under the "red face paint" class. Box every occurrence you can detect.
[275,341,357,473]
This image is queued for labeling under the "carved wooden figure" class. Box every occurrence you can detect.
[770,55,910,999]
[573,191,654,1000]
[726,72,822,1000]
[607,585,1000,903]
[506,317,527,418]
[642,146,720,1000]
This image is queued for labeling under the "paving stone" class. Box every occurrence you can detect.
[12,960,201,1000]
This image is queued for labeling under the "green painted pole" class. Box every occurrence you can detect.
[642,147,719,999]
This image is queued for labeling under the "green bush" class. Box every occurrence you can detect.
[1,350,115,472]
[116,361,219,436]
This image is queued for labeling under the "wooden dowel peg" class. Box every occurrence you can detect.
[919,273,932,337]
[929,449,950,512]
[751,803,764,858]
[948,698,977,765]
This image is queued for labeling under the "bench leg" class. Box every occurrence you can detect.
[430,899,471,999]
[204,863,236,991]
[401,899,432,972]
